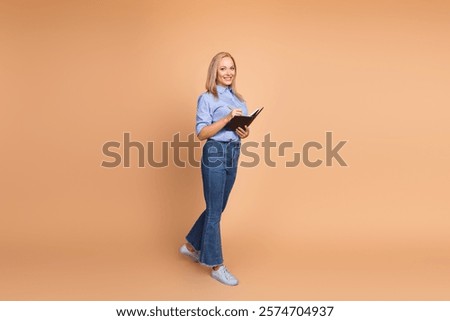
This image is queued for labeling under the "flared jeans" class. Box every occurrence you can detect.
[186,139,241,266]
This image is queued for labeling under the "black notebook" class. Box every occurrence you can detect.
[225,107,264,131]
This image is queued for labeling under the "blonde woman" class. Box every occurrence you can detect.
[180,52,250,286]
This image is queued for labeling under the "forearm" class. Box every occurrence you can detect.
[197,115,232,141]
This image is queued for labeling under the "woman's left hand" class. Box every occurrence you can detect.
[236,125,250,139]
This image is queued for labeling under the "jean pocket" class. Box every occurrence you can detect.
[204,141,226,156]
[203,142,225,168]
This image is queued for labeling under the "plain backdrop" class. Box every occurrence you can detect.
[0,0,449,300]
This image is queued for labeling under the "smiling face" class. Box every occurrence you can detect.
[216,57,235,87]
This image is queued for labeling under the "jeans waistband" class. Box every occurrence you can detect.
[206,139,241,145]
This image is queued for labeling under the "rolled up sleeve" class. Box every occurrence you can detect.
[195,94,212,135]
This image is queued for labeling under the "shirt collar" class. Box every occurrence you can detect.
[216,85,231,94]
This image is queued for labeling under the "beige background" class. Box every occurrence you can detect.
[1,0,449,300]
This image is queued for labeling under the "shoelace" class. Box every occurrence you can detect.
[221,266,233,280]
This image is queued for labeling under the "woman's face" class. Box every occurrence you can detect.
[216,57,235,87]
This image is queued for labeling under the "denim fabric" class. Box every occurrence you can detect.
[186,139,241,266]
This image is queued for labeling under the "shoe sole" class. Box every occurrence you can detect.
[211,274,239,286]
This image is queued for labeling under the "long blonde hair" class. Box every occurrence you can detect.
[205,52,244,101]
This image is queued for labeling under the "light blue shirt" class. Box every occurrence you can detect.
[195,85,248,142]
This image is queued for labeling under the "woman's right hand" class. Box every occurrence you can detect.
[227,108,242,122]
[197,107,243,141]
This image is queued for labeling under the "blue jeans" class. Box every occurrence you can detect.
[186,139,241,266]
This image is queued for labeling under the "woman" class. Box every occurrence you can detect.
[179,52,250,286]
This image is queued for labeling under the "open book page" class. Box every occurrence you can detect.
[249,108,261,117]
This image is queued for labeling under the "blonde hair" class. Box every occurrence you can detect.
[205,52,244,101]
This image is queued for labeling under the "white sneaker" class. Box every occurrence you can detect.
[211,265,239,286]
[179,244,199,262]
